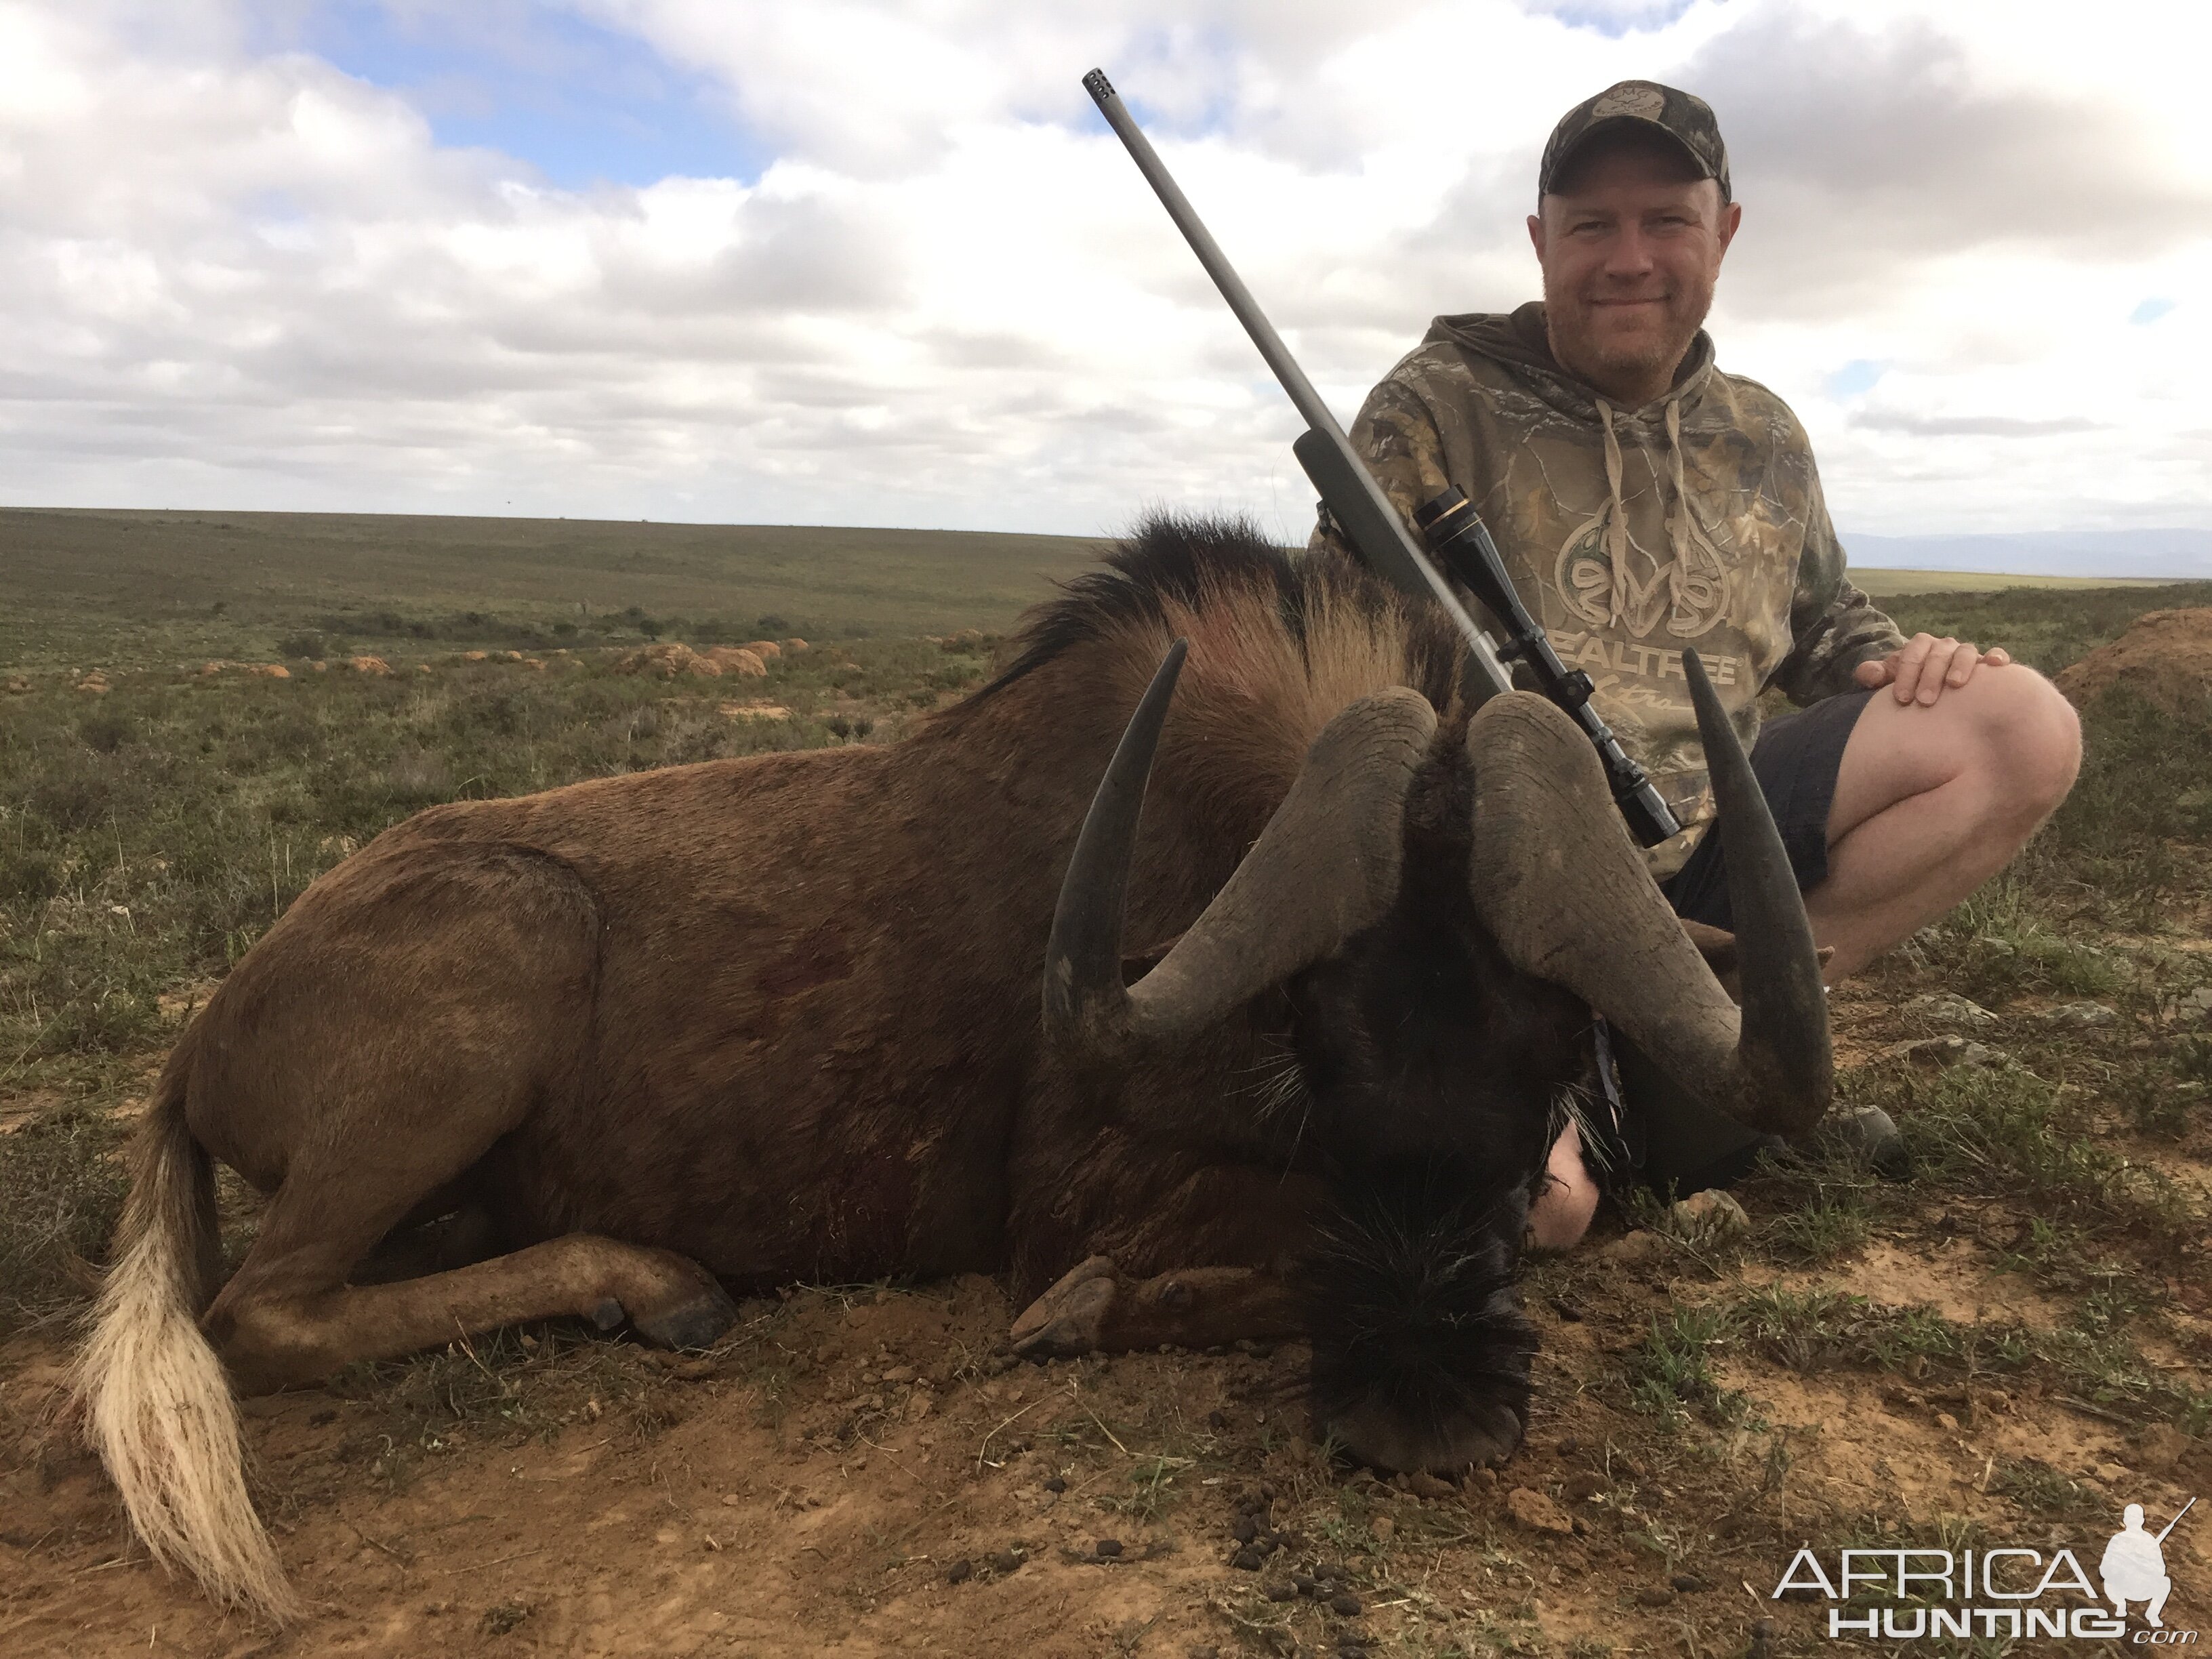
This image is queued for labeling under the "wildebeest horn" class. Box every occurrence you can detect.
[1463,654,1830,1136]
[1045,642,1438,1054]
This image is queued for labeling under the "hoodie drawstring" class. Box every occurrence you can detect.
[1595,398,1629,628]
[1593,395,1699,632]
[1664,396,1690,575]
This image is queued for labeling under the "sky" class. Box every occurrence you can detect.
[1,0,2207,557]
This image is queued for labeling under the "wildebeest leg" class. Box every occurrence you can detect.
[350,1202,501,1286]
[1010,1256,1301,1356]
[188,840,736,1393]
[1006,1158,1322,1357]
[204,1212,735,1393]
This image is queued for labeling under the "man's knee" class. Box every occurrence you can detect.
[1967,667,2081,820]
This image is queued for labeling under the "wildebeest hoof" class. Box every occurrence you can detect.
[1009,1255,1119,1356]
[631,1280,740,1351]
[592,1297,625,1331]
[1325,1397,1522,1476]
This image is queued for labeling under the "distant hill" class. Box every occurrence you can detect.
[1844,528,2212,581]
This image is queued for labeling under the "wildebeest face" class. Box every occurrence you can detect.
[1282,875,1591,1474]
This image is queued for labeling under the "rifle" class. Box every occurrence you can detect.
[1081,68,1681,848]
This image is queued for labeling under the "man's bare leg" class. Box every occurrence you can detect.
[1528,1118,1599,1250]
[1809,667,2079,980]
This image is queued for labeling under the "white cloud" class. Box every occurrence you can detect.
[0,0,2206,547]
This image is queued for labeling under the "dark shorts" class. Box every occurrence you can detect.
[1660,689,1875,931]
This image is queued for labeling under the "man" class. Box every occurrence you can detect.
[1312,81,2082,1241]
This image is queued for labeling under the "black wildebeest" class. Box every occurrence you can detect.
[76,518,1828,1619]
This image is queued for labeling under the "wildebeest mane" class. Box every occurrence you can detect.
[971,511,1465,715]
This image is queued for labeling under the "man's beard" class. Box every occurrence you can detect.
[1543,276,1713,399]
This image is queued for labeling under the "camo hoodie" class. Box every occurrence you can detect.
[1310,300,1904,876]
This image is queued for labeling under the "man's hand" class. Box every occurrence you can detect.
[1853,634,2012,706]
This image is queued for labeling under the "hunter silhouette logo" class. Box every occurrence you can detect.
[2102,1498,2191,1629]
[1773,1497,2196,1641]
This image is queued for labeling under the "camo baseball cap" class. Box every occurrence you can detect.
[1538,80,1731,202]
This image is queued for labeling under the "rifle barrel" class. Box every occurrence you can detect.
[2156,1496,2195,1543]
[1082,68,1512,699]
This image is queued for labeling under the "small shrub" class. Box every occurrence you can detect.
[0,1105,129,1332]
[0,847,64,905]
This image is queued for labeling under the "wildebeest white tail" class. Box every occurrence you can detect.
[72,1062,296,1622]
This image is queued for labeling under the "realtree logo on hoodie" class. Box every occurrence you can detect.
[1310,300,1904,877]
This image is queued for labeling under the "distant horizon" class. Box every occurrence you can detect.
[12,504,2211,582]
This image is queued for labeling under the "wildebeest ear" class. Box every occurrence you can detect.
[1120,935,1185,987]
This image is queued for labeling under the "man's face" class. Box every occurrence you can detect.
[1526,135,1741,403]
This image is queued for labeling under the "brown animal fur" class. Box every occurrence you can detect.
[78,522,1483,1619]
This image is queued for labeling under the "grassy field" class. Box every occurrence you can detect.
[0,505,2156,671]
[2,514,2211,1656]
[0,508,1112,670]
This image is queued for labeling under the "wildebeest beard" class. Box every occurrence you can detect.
[1281,792,1589,1471]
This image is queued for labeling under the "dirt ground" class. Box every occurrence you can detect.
[6,593,2212,1657]
[2054,607,2212,716]
[5,1080,2209,1659]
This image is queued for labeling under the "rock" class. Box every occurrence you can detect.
[2182,987,2212,1025]
[1881,1035,2007,1070]
[615,642,719,680]
[1906,991,1997,1030]
[463,650,489,661]
[880,1364,916,1384]
[2040,1002,2118,1030]
[989,1549,1020,1575]
[249,663,291,678]
[1042,1475,1067,1494]
[1670,1573,1706,1593]
[1370,1516,1393,1542]
[1560,1472,1606,1502]
[2135,1424,2192,1474]
[703,647,768,677]
[1504,1487,1575,1536]
[4,676,29,693]
[741,640,783,659]
[346,655,393,676]
[783,638,809,653]
[1405,1470,1458,1500]
[1601,1230,1671,1265]
[1936,1412,1959,1433]
[670,1358,719,1381]
[1669,1189,1750,1239]
[75,671,110,693]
